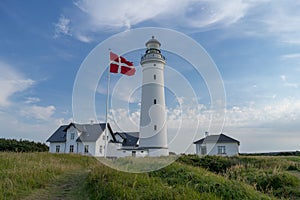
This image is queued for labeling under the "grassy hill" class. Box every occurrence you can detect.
[0,153,299,200]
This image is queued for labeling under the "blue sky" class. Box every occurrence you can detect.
[0,0,300,153]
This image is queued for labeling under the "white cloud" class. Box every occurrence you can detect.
[0,62,34,107]
[103,97,300,153]
[76,34,92,43]
[56,0,255,42]
[281,53,300,60]
[55,1,300,46]
[20,105,56,121]
[184,0,250,28]
[53,15,72,38]
[238,1,300,44]
[280,75,298,88]
[280,75,286,81]
[74,0,184,29]
[0,110,71,142]
[25,97,40,104]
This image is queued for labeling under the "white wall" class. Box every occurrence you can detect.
[196,143,239,156]
[139,61,168,155]
[148,148,168,157]
[49,142,65,153]
[65,126,81,153]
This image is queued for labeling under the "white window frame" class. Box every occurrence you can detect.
[69,145,74,153]
[55,145,60,153]
[99,145,103,154]
[217,146,226,154]
[70,133,75,140]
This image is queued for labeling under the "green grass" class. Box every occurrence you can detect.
[149,162,271,200]
[0,152,97,200]
[179,155,300,199]
[86,164,217,199]
[1,153,300,200]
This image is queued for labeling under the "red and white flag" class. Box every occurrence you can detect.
[110,52,135,76]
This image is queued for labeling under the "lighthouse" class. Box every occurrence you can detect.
[139,36,169,157]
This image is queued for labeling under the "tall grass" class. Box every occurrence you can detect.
[0,152,96,200]
[1,153,300,200]
[179,155,300,199]
[149,162,272,200]
[85,164,218,199]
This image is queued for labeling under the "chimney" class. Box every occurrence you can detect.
[205,131,209,137]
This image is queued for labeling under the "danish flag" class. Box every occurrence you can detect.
[109,52,135,76]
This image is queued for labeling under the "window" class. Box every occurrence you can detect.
[84,145,89,153]
[102,135,105,140]
[55,145,60,153]
[154,125,157,131]
[69,145,74,153]
[70,133,75,140]
[153,74,156,80]
[99,145,103,154]
[153,64,156,66]
[217,146,226,154]
[154,99,157,104]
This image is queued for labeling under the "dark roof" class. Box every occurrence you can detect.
[76,123,106,142]
[115,132,139,147]
[47,123,115,143]
[46,125,68,142]
[193,133,240,145]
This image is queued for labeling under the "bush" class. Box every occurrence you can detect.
[227,165,300,199]
[178,155,238,173]
[0,138,48,152]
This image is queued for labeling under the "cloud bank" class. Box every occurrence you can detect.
[53,0,300,46]
[0,62,34,107]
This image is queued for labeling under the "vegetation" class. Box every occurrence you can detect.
[0,138,48,152]
[179,155,300,199]
[86,165,216,199]
[1,153,300,200]
[0,152,96,199]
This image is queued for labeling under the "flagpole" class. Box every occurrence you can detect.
[104,50,111,158]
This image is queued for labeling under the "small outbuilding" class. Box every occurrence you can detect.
[193,133,240,156]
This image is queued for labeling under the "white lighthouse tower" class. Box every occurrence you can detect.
[139,36,169,157]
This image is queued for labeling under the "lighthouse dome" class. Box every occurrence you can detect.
[146,36,161,49]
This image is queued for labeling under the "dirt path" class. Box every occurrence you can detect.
[24,170,90,200]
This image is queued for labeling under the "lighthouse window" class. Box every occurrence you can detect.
[154,74,156,80]
[154,125,157,131]
[153,64,156,66]
[154,99,157,104]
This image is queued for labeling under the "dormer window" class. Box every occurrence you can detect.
[70,133,75,140]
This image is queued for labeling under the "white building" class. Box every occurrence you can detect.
[194,133,240,156]
[46,122,148,157]
[139,36,169,156]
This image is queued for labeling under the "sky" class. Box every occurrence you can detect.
[0,0,300,153]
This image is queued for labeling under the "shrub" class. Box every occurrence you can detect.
[0,138,48,152]
[178,155,238,173]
